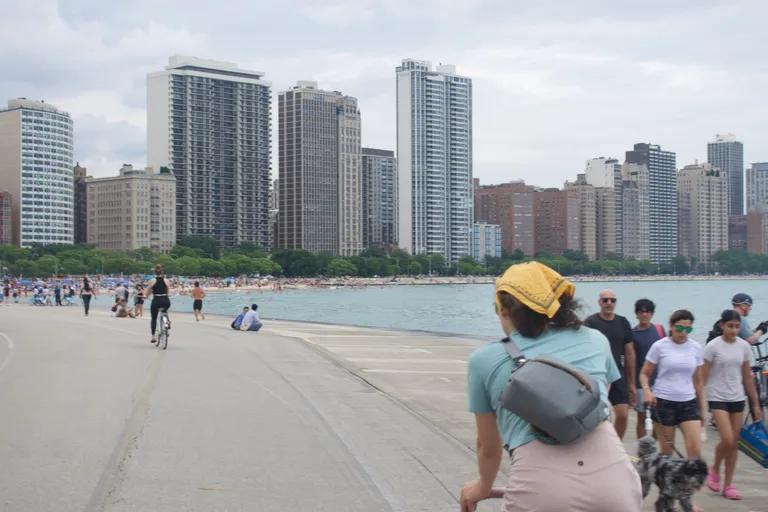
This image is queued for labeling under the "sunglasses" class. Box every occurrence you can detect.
[673,325,693,333]
[601,298,617,304]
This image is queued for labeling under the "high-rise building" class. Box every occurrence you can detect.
[595,187,617,260]
[74,163,89,244]
[564,175,597,260]
[677,162,728,266]
[147,56,272,249]
[747,206,768,255]
[621,163,651,261]
[533,188,580,255]
[728,215,747,251]
[86,165,176,252]
[708,134,744,215]
[269,179,278,250]
[473,181,534,256]
[0,99,74,247]
[0,191,11,245]
[585,157,623,254]
[362,148,397,248]
[473,222,502,262]
[746,162,768,210]
[396,59,473,265]
[277,81,362,255]
[625,143,677,263]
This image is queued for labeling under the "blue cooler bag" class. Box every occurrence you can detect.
[739,421,768,468]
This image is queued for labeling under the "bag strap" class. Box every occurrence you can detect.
[500,337,526,366]
[654,324,665,338]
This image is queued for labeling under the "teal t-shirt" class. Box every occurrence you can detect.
[467,326,621,451]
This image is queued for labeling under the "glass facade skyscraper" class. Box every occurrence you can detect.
[708,134,744,215]
[147,56,272,248]
[362,148,397,248]
[396,59,473,265]
[0,99,74,247]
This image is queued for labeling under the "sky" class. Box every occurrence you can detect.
[1,0,766,188]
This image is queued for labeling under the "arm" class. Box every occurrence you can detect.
[742,361,762,422]
[475,413,503,494]
[624,342,637,391]
[639,360,656,404]
[700,360,711,386]
[693,366,705,422]
[144,279,155,300]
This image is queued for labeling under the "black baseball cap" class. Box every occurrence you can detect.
[732,293,753,306]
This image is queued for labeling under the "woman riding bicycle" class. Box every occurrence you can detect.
[143,264,171,344]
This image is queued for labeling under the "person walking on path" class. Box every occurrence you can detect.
[461,262,641,512]
[632,298,665,439]
[703,309,762,501]
[79,277,95,316]
[584,289,637,439]
[191,281,206,321]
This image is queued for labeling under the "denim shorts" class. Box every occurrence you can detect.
[654,397,701,426]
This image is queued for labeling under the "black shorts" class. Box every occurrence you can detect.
[609,377,629,406]
[193,299,203,311]
[655,397,701,426]
[708,400,745,414]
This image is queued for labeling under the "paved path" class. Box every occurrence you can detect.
[0,305,765,511]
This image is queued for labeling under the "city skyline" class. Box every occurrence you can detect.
[1,1,766,188]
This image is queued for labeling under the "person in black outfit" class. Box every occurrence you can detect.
[80,277,95,316]
[583,289,637,440]
[143,264,171,343]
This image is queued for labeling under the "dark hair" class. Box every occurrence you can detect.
[669,309,694,325]
[154,264,163,276]
[499,292,582,338]
[635,298,655,313]
[720,309,741,323]
[251,303,258,311]
[195,281,200,287]
[83,277,91,292]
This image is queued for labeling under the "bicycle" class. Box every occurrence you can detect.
[750,340,768,423]
[154,309,170,350]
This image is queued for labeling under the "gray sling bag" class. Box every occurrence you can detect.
[499,337,609,445]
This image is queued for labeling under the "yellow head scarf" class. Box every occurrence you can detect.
[495,261,575,318]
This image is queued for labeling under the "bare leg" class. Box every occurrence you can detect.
[637,410,647,439]
[710,409,732,476]
[655,423,676,455]
[679,420,702,457]
[613,404,629,439]
[724,410,744,488]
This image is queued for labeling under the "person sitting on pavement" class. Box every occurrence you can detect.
[113,299,136,318]
[231,307,249,330]
[461,261,641,512]
[240,304,263,332]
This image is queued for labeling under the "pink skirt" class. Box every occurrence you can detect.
[503,422,642,512]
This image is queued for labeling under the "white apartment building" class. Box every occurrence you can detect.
[86,165,176,252]
[396,59,473,265]
[147,56,272,248]
[0,99,74,246]
[677,162,728,265]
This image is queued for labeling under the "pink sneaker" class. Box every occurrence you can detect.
[706,468,720,492]
[722,486,742,500]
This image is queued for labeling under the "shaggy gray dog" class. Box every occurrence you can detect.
[635,436,708,512]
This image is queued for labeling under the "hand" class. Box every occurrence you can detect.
[643,389,656,406]
[460,479,491,512]
[628,386,637,407]
[753,405,763,423]
[757,321,768,334]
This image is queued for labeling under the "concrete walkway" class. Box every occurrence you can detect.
[0,305,764,511]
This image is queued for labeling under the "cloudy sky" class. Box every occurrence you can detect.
[2,0,766,187]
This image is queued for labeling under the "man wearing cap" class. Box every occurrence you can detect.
[731,293,768,344]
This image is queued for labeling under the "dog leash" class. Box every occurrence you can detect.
[646,405,686,458]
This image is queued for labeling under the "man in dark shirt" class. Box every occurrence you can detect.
[584,289,636,440]
[632,298,664,439]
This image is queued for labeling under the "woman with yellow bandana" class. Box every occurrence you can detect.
[460,262,642,512]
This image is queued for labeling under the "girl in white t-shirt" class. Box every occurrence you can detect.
[702,309,762,501]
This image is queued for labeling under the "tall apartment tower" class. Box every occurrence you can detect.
[147,56,272,248]
[73,163,89,244]
[361,148,397,248]
[625,143,677,263]
[533,189,581,255]
[564,175,597,260]
[86,165,177,252]
[0,191,11,245]
[677,162,728,265]
[708,134,744,215]
[746,162,768,210]
[277,81,362,255]
[473,181,535,256]
[396,59,473,265]
[0,98,74,247]
[585,157,623,255]
[621,163,651,261]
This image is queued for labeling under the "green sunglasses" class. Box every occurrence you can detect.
[673,325,693,333]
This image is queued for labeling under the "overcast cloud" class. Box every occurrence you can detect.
[1,0,766,187]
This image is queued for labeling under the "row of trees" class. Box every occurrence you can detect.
[0,237,764,278]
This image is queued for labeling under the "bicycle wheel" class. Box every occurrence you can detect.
[159,315,169,350]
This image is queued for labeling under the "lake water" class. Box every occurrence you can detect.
[94,279,768,339]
